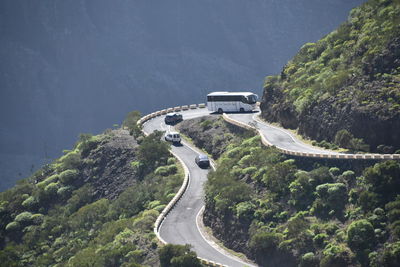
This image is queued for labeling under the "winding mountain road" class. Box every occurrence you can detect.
[141,106,398,266]
[228,112,338,155]
[142,109,253,267]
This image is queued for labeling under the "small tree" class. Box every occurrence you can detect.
[123,110,142,138]
[137,131,170,176]
[335,129,353,148]
[159,244,201,267]
[347,219,375,252]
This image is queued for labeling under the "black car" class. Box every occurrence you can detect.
[164,112,183,124]
[195,154,210,168]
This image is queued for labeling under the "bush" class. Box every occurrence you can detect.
[364,161,400,204]
[22,196,37,210]
[59,169,79,184]
[300,252,318,267]
[380,241,400,267]
[329,167,341,176]
[137,131,170,175]
[57,150,81,171]
[123,110,142,138]
[313,233,328,248]
[334,130,369,152]
[44,182,60,196]
[320,243,356,267]
[335,129,353,148]
[5,221,20,231]
[235,201,255,221]
[14,211,33,224]
[347,219,375,252]
[241,166,257,176]
[167,157,176,165]
[77,134,101,156]
[36,174,59,189]
[249,231,282,254]
[312,183,347,218]
[167,164,177,175]
[155,166,169,176]
[159,244,201,267]
[31,214,44,225]
[57,186,73,199]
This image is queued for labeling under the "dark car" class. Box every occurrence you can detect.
[164,112,183,124]
[195,154,210,168]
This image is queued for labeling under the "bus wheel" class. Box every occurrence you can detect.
[218,108,223,114]
[240,108,244,112]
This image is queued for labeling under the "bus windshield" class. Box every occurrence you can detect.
[246,94,258,104]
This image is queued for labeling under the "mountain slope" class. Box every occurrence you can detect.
[260,0,400,153]
[0,125,184,266]
[176,116,400,266]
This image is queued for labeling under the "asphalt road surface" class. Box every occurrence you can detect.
[228,110,340,155]
[142,108,254,267]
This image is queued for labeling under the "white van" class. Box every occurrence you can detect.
[164,132,181,144]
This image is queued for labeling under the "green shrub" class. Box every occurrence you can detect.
[364,160,400,204]
[335,129,353,148]
[5,221,20,231]
[59,169,79,184]
[380,241,400,267]
[57,150,81,171]
[137,131,170,175]
[200,119,213,130]
[123,110,142,138]
[312,183,347,218]
[249,231,282,254]
[289,170,315,209]
[347,219,375,251]
[36,174,59,189]
[329,167,341,176]
[167,157,176,165]
[57,186,73,199]
[69,199,110,229]
[238,154,252,166]
[76,134,101,155]
[44,182,60,196]
[235,201,255,221]
[159,244,201,267]
[313,233,328,248]
[15,211,33,224]
[341,170,355,182]
[320,243,356,267]
[22,196,37,210]
[31,213,44,225]
[358,191,379,212]
[300,252,318,267]
[167,164,178,175]
[286,211,309,238]
[241,166,257,176]
[155,166,169,176]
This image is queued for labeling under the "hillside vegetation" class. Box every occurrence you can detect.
[0,115,186,266]
[261,0,400,153]
[204,134,400,266]
[176,115,254,159]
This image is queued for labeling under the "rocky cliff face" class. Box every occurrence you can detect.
[0,0,364,190]
[80,129,139,200]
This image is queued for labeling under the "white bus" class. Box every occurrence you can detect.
[207,91,258,113]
